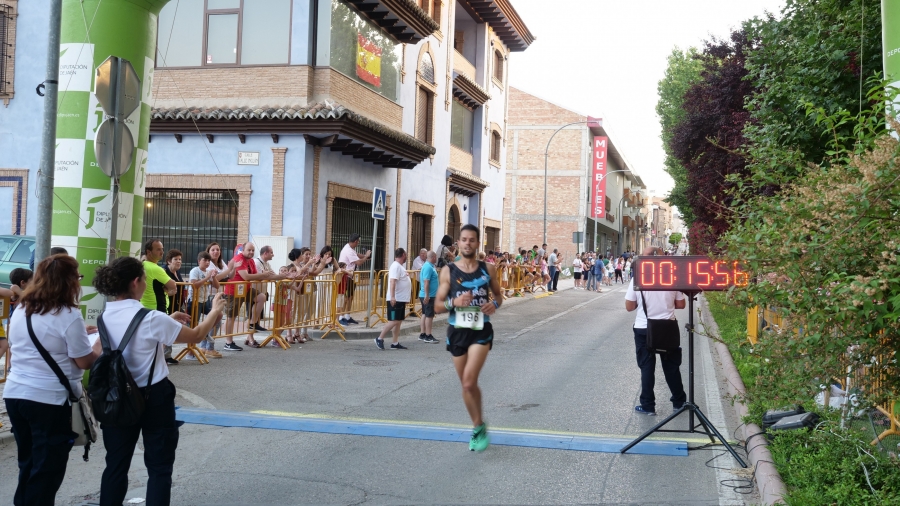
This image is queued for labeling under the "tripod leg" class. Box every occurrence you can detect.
[620,405,688,454]
[687,404,717,443]
[692,408,747,468]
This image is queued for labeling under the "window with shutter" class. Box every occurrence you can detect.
[0,3,14,100]
[454,31,464,54]
[416,86,433,145]
[490,131,501,162]
[493,50,504,83]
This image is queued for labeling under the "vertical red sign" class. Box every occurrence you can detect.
[592,136,608,219]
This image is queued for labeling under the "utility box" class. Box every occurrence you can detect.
[251,236,295,268]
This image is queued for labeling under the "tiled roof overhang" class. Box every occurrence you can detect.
[150,103,436,170]
[462,0,535,52]
[447,168,489,197]
[452,74,490,108]
[345,0,439,43]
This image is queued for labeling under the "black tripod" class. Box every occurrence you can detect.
[619,291,747,468]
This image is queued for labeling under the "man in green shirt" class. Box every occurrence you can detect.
[142,239,178,364]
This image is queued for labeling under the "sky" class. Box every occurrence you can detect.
[507,0,786,198]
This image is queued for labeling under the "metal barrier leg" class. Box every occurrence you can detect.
[175,343,210,364]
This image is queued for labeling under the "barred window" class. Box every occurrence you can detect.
[0,3,14,98]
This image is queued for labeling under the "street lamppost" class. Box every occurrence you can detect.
[542,120,630,244]
[543,121,593,245]
[614,189,642,255]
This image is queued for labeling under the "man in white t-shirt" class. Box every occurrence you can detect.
[375,248,410,350]
[338,233,371,325]
[624,247,687,416]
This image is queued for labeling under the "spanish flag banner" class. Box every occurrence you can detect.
[356,33,382,87]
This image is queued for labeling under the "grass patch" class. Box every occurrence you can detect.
[703,292,900,505]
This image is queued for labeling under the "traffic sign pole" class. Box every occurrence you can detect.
[365,217,378,327]
[365,188,387,327]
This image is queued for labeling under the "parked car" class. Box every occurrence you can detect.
[0,235,34,288]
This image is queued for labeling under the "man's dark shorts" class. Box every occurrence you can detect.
[387,301,407,321]
[446,321,493,357]
[419,297,435,318]
[224,288,259,318]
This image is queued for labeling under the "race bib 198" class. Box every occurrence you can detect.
[454,307,484,330]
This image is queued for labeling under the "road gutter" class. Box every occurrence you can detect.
[698,295,787,505]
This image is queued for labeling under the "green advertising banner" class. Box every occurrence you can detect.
[54,0,170,323]
[884,1,900,97]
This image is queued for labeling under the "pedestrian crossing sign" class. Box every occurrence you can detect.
[372,187,387,220]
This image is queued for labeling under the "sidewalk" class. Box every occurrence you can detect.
[310,276,578,340]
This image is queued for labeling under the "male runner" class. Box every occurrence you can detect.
[435,224,504,452]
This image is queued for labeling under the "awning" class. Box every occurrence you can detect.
[460,0,535,52]
[150,102,436,169]
[452,74,491,108]
[447,168,489,197]
[345,0,439,44]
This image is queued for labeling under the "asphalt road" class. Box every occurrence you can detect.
[0,283,757,505]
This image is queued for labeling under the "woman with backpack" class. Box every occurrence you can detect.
[91,256,225,506]
[2,254,100,505]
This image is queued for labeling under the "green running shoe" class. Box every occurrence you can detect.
[469,423,489,452]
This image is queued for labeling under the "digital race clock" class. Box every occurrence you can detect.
[633,256,749,291]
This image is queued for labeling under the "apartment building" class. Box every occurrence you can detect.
[0,0,533,272]
[503,87,646,256]
[145,0,533,269]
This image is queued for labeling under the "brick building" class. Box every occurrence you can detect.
[0,0,534,271]
[649,196,672,248]
[503,88,646,257]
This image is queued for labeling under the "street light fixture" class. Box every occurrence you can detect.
[541,120,635,244]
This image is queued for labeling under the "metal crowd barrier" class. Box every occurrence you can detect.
[266,277,345,343]
[747,305,898,445]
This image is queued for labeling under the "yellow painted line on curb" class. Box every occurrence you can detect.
[533,292,553,299]
[250,410,721,444]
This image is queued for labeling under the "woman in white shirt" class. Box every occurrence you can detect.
[92,256,225,506]
[3,254,100,505]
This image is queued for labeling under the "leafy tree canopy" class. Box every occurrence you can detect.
[656,48,703,226]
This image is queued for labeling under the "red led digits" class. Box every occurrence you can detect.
[733,262,749,287]
[636,256,750,291]
[660,261,675,286]
[641,261,655,286]
[695,261,711,287]
[714,261,730,287]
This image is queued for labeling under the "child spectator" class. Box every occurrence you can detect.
[188,252,221,359]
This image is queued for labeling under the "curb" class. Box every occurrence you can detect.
[0,429,13,447]
[310,284,575,341]
[698,295,786,505]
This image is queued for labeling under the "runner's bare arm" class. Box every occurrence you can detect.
[434,265,452,314]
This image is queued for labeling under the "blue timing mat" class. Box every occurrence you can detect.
[175,407,688,457]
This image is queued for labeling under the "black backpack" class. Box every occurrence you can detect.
[88,308,155,427]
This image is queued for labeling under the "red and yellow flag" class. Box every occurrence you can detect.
[356,33,382,87]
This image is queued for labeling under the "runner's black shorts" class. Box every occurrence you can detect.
[446,321,493,357]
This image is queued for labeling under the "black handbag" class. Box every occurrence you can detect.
[640,291,681,351]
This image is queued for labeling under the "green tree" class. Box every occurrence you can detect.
[742,0,882,191]
[656,48,702,226]
[668,232,682,245]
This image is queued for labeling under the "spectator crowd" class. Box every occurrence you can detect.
[0,231,645,505]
